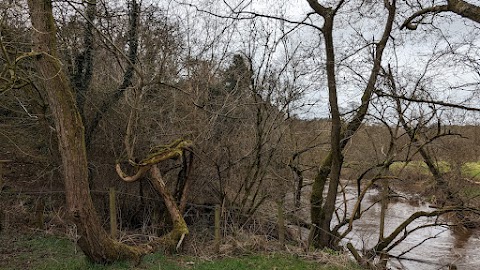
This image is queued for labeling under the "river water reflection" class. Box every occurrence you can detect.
[345,194,480,269]
[298,183,480,269]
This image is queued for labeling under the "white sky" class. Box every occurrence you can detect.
[152,1,480,121]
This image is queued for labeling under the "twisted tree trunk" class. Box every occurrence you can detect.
[115,140,193,251]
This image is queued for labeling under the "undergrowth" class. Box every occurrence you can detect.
[0,232,361,270]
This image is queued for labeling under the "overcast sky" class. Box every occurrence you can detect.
[164,1,480,121]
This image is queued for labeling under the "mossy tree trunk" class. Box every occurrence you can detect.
[115,139,193,251]
[149,166,189,251]
[27,0,147,263]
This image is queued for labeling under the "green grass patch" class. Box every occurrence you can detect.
[189,254,357,270]
[0,233,360,270]
[390,160,480,180]
[390,160,451,175]
[462,162,480,179]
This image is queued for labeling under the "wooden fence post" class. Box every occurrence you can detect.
[0,162,4,233]
[152,206,160,236]
[109,187,117,238]
[214,204,221,253]
[0,160,12,190]
[277,199,285,248]
[35,198,45,230]
[0,162,3,190]
[0,210,3,233]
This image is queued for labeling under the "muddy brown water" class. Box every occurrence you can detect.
[295,182,480,269]
[343,193,480,269]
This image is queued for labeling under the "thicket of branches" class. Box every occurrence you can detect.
[1,0,480,268]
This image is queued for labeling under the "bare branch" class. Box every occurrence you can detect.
[182,2,324,32]
[115,164,150,182]
[401,5,449,30]
[306,0,330,17]
[373,207,480,252]
[376,91,480,112]
[402,0,480,30]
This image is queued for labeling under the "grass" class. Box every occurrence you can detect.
[462,162,480,179]
[392,161,480,180]
[188,254,357,270]
[388,160,480,200]
[390,160,452,175]
[390,160,480,179]
[0,233,361,270]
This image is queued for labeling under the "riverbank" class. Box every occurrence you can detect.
[385,161,480,207]
[0,231,362,270]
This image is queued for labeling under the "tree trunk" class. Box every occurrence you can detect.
[307,0,396,249]
[27,0,146,263]
[149,166,188,252]
[311,13,343,249]
[85,0,140,148]
[115,140,192,252]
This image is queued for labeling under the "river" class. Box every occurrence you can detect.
[345,192,480,269]
[293,181,480,269]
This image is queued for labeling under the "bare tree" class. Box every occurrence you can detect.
[84,0,140,148]
[305,0,396,249]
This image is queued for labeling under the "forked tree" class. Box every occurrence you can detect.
[304,0,396,249]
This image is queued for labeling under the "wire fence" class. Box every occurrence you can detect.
[0,165,377,253]
[0,187,294,252]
